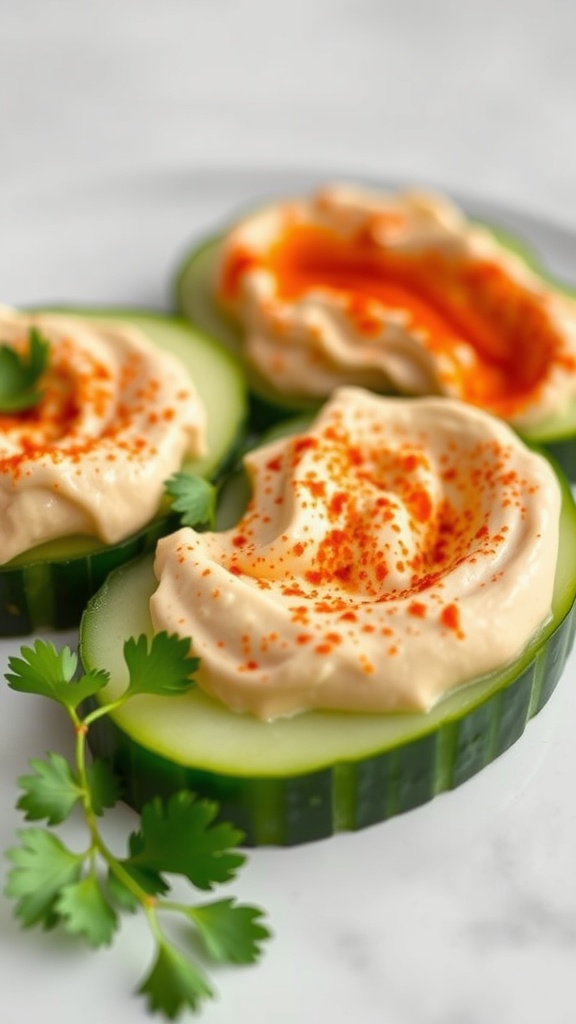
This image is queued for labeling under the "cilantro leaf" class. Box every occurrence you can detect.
[164,472,216,529]
[5,630,272,1017]
[56,875,118,947]
[138,940,213,1019]
[189,898,271,964]
[127,791,245,891]
[86,758,122,816]
[123,632,199,699]
[5,828,84,928]
[0,327,50,412]
[17,752,82,825]
[6,639,109,711]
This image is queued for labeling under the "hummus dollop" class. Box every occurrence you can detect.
[0,308,206,564]
[151,387,560,720]
[214,183,576,428]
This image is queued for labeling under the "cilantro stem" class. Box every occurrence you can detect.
[69,708,150,908]
[72,709,100,845]
[142,900,166,945]
[5,634,271,1018]
[82,696,129,729]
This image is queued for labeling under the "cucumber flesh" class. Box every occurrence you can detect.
[43,308,248,483]
[174,228,576,468]
[0,309,247,635]
[174,238,322,426]
[79,462,576,846]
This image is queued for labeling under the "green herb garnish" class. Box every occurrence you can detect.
[0,327,50,412]
[4,635,270,1019]
[165,471,216,528]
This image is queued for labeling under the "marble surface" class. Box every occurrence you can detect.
[2,3,576,1022]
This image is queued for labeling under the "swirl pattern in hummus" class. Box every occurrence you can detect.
[215,184,576,429]
[0,308,206,563]
[151,387,560,719]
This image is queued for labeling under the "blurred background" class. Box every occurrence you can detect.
[3,0,575,220]
[3,5,576,1023]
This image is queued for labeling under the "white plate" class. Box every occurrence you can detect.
[1,168,576,1024]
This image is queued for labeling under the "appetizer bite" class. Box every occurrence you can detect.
[0,306,246,634]
[175,183,576,471]
[80,388,576,845]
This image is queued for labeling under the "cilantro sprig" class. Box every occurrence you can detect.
[165,471,216,529]
[0,327,50,412]
[4,635,270,1019]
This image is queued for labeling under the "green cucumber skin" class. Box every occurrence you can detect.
[0,308,247,636]
[0,512,179,636]
[174,227,576,471]
[540,436,576,481]
[85,601,575,846]
[80,442,576,846]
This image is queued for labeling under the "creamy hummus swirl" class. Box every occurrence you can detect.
[214,183,576,429]
[151,387,560,720]
[0,307,206,563]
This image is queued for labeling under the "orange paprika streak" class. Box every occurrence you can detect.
[221,222,571,417]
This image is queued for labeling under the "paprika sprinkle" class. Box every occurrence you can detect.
[151,387,560,720]
[215,184,576,428]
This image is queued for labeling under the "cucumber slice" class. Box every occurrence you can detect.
[79,458,576,846]
[174,237,322,428]
[174,227,576,469]
[0,309,247,635]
